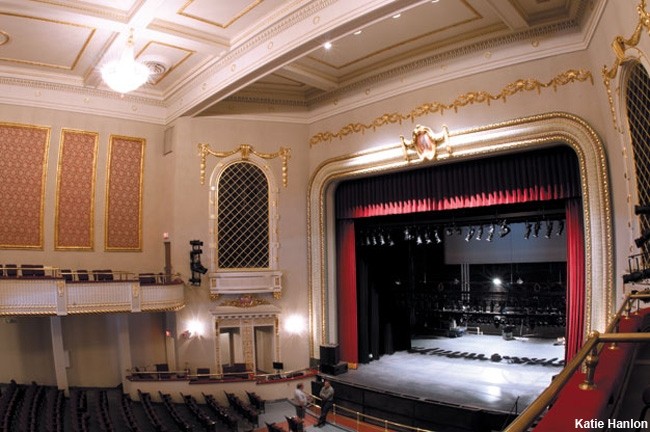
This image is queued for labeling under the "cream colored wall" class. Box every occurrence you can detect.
[306,0,645,326]
[0,1,645,387]
[164,116,311,373]
[0,104,168,386]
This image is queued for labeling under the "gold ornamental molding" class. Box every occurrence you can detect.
[602,0,650,131]
[219,294,270,308]
[198,143,291,187]
[309,69,593,147]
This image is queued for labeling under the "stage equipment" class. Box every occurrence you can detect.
[465,226,475,242]
[533,220,541,238]
[635,204,650,215]
[545,220,554,238]
[524,221,532,239]
[556,219,565,236]
[320,344,340,366]
[475,225,483,241]
[635,231,650,248]
[189,240,208,286]
[499,220,511,238]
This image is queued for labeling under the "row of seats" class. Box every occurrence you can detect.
[225,391,259,427]
[70,389,90,432]
[137,390,169,432]
[0,265,175,284]
[159,392,193,431]
[0,380,19,432]
[44,388,64,432]
[118,393,141,432]
[96,390,115,432]
[203,393,238,431]
[181,393,217,431]
[16,382,44,432]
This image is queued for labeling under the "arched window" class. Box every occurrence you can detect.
[215,161,270,269]
[625,61,650,236]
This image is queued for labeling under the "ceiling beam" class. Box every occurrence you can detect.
[275,64,339,92]
[484,0,529,30]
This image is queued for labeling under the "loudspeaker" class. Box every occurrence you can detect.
[320,362,348,376]
[320,344,339,366]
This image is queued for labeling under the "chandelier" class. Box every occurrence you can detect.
[101,30,150,94]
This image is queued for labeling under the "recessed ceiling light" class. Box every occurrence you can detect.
[354,30,362,35]
[323,41,332,50]
[392,13,401,19]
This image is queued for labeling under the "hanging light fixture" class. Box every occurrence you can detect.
[499,219,511,238]
[101,29,150,94]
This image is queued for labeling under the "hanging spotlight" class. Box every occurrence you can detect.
[556,219,565,236]
[475,225,484,241]
[533,220,541,238]
[404,227,411,241]
[499,220,511,238]
[465,226,475,242]
[424,231,432,244]
[416,233,423,245]
[445,226,454,236]
[387,232,395,246]
[486,224,495,242]
[545,220,554,238]
[524,221,532,240]
[372,233,378,246]
[379,231,386,245]
[434,228,442,244]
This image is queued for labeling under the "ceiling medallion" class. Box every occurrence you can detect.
[400,124,449,162]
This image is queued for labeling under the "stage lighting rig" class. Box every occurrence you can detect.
[189,240,208,286]
[635,204,650,215]
[635,231,650,248]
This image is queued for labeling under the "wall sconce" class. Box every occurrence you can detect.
[182,319,204,339]
[284,314,307,335]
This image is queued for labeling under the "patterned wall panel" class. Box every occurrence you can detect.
[55,129,98,250]
[105,135,145,251]
[0,122,50,249]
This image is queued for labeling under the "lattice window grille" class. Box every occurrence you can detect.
[217,161,270,269]
[626,61,650,245]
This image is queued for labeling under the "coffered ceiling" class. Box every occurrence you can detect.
[0,0,598,123]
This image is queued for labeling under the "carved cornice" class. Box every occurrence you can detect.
[602,0,650,131]
[309,69,593,146]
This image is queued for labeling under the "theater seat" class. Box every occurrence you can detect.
[77,270,89,281]
[61,269,73,282]
[5,264,17,277]
[21,264,45,277]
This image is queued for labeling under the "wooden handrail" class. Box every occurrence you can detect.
[504,291,650,431]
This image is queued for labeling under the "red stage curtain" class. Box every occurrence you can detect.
[335,146,580,219]
[565,198,585,361]
[337,219,358,363]
[334,146,582,364]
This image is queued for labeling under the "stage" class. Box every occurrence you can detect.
[327,334,565,414]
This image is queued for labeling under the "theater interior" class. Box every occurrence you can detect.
[2,0,650,431]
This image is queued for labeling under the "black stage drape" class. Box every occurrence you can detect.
[335,145,583,364]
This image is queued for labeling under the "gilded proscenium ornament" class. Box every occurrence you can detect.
[198,143,291,187]
[219,294,270,308]
[400,124,450,162]
[309,69,593,147]
[602,0,650,131]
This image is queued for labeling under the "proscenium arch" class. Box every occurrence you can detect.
[306,112,613,359]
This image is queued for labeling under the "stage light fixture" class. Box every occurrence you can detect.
[556,220,564,236]
[475,225,483,241]
[379,232,386,245]
[533,220,541,238]
[445,226,453,236]
[465,226,475,242]
[544,220,554,238]
[635,204,650,215]
[424,231,432,244]
[635,231,650,248]
[499,220,511,238]
[387,233,395,246]
[524,221,532,239]
[404,227,412,241]
[416,234,423,245]
[486,224,495,242]
[434,228,442,244]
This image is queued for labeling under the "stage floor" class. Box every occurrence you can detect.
[328,334,565,414]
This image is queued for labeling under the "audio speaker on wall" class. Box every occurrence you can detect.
[320,344,340,366]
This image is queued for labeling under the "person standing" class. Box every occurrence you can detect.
[316,380,334,427]
[294,383,310,419]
